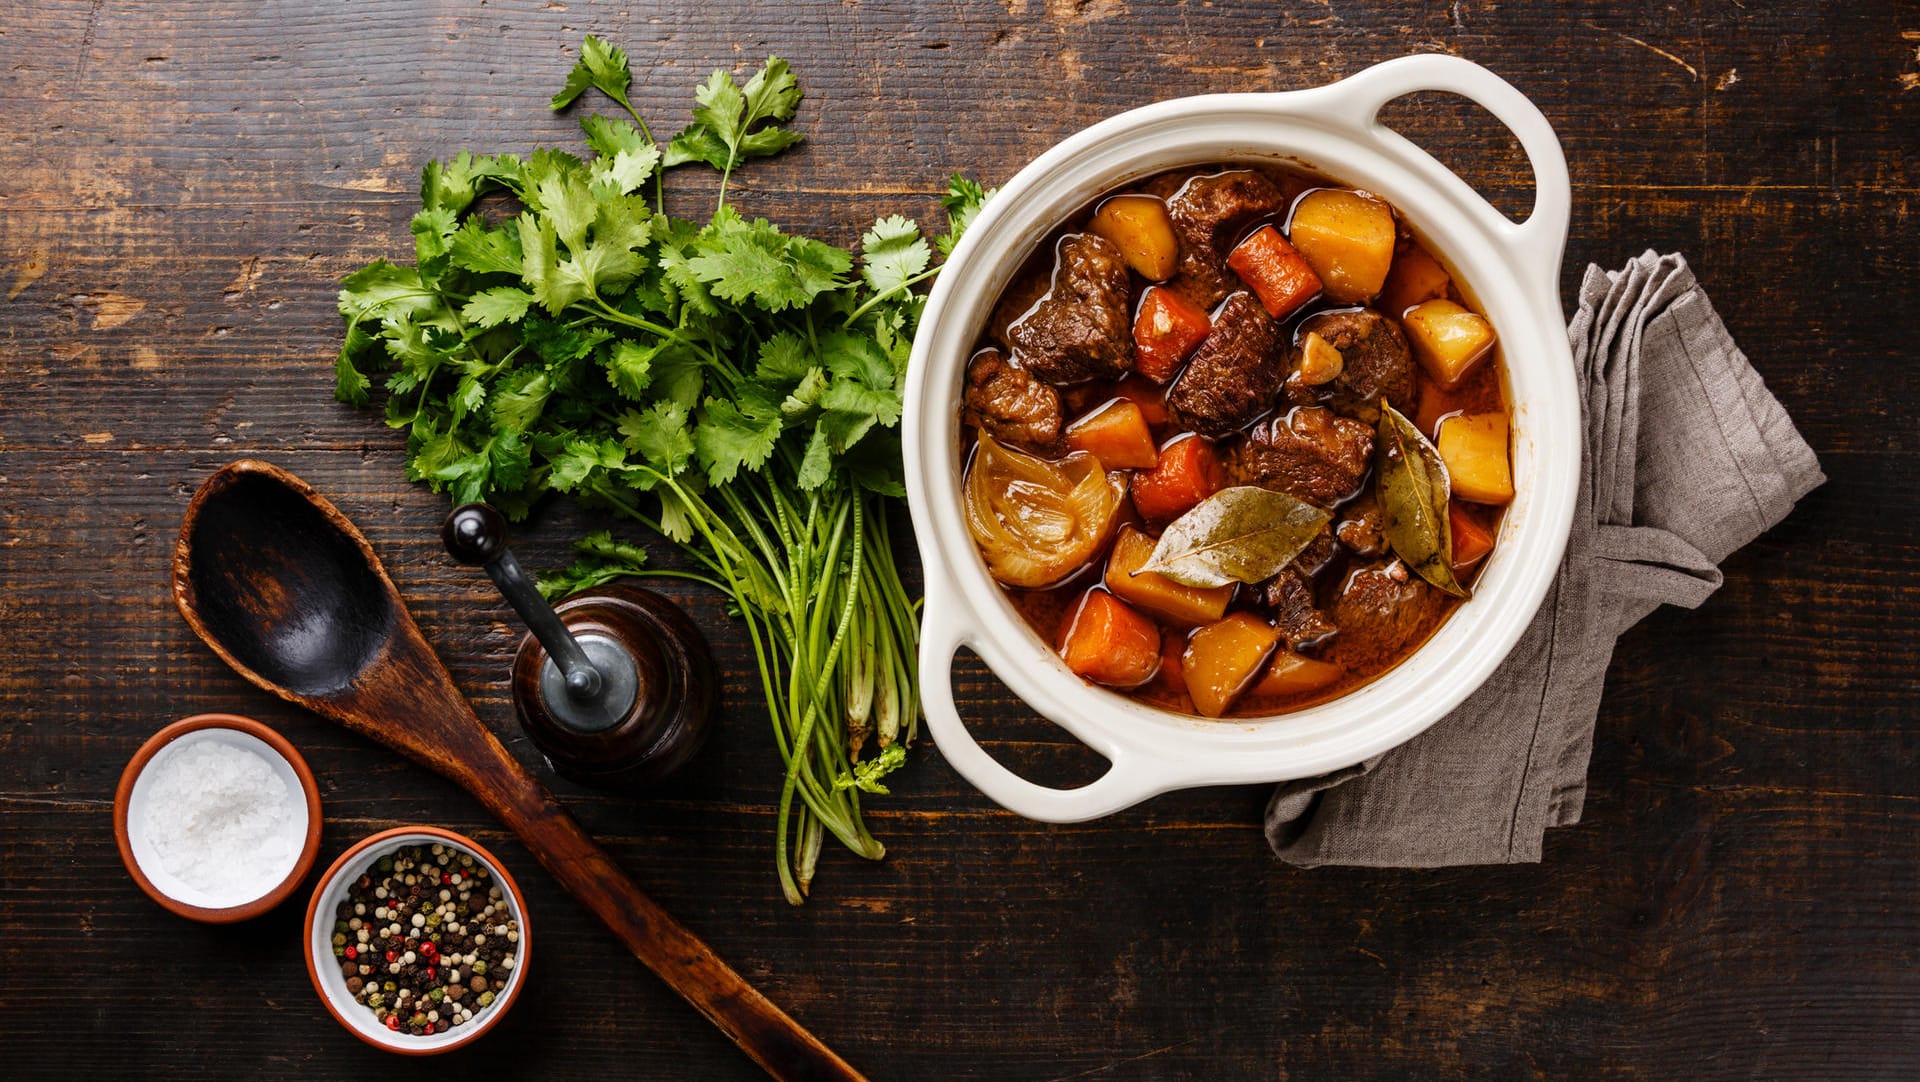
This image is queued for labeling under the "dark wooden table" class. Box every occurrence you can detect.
[4,2,1915,1077]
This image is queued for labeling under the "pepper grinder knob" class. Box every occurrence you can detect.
[442,503,637,728]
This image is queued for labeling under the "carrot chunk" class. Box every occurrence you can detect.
[1132,285,1212,383]
[1449,502,1496,570]
[1129,434,1224,526]
[1104,525,1233,626]
[1058,589,1162,690]
[1227,226,1323,319]
[1065,399,1158,470]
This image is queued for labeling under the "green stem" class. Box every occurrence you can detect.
[841,264,941,327]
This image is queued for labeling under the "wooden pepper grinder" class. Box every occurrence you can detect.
[443,503,717,790]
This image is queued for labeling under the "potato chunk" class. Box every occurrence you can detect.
[1286,189,1396,304]
[1380,243,1452,316]
[1437,412,1514,505]
[1104,525,1233,626]
[1088,194,1179,281]
[1253,651,1345,699]
[1182,612,1281,717]
[1403,298,1496,389]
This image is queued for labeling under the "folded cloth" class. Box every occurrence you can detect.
[1265,251,1825,867]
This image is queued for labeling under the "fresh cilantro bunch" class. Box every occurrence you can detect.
[335,36,990,904]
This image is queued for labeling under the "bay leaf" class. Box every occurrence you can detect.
[1141,485,1332,589]
[1375,403,1470,599]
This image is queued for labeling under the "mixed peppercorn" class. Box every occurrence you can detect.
[330,843,521,1037]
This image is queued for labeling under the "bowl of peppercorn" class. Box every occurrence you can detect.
[304,826,530,1054]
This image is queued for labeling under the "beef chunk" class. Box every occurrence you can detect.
[1328,560,1450,668]
[962,349,1064,455]
[1166,292,1285,437]
[1160,170,1291,308]
[1000,232,1134,385]
[1293,307,1417,414]
[1228,405,1375,507]
[1334,491,1388,557]
[1254,524,1338,649]
[1261,566,1337,649]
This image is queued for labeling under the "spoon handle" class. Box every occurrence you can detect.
[384,652,866,1081]
[486,756,863,1080]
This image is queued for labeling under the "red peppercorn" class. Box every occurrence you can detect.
[385,950,397,963]
[427,967,437,983]
[422,1023,435,1035]
[385,1015,399,1031]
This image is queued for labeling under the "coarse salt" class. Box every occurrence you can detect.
[142,739,301,901]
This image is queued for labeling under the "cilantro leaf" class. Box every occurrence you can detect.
[490,368,553,433]
[780,367,829,418]
[797,423,833,490]
[663,124,728,169]
[820,328,894,390]
[604,340,654,399]
[334,337,374,406]
[832,743,907,794]
[549,436,626,492]
[461,286,533,329]
[581,113,649,157]
[551,34,633,111]
[818,376,900,453]
[690,69,747,154]
[740,57,803,132]
[448,217,524,276]
[618,400,695,474]
[420,151,521,218]
[858,215,930,296]
[937,173,996,256]
[591,146,662,197]
[755,331,813,385]
[411,204,459,271]
[694,396,783,485]
[538,529,652,601]
[670,57,805,175]
[337,259,430,322]
[686,211,851,312]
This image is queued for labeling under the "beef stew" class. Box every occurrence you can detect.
[959,164,1512,718]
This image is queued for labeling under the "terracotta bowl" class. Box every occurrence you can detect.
[304,826,532,1055]
[113,712,323,922]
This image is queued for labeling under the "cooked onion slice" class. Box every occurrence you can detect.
[964,432,1125,588]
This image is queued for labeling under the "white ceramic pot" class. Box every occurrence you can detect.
[903,54,1578,822]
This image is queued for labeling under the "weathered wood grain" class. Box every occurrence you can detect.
[2,0,1917,1078]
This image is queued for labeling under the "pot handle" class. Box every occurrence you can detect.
[1320,54,1571,288]
[919,596,1168,823]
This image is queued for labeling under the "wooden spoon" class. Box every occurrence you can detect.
[172,459,862,1081]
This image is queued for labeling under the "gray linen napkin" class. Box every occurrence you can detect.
[1265,250,1825,867]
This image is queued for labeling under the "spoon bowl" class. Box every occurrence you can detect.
[179,468,396,697]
